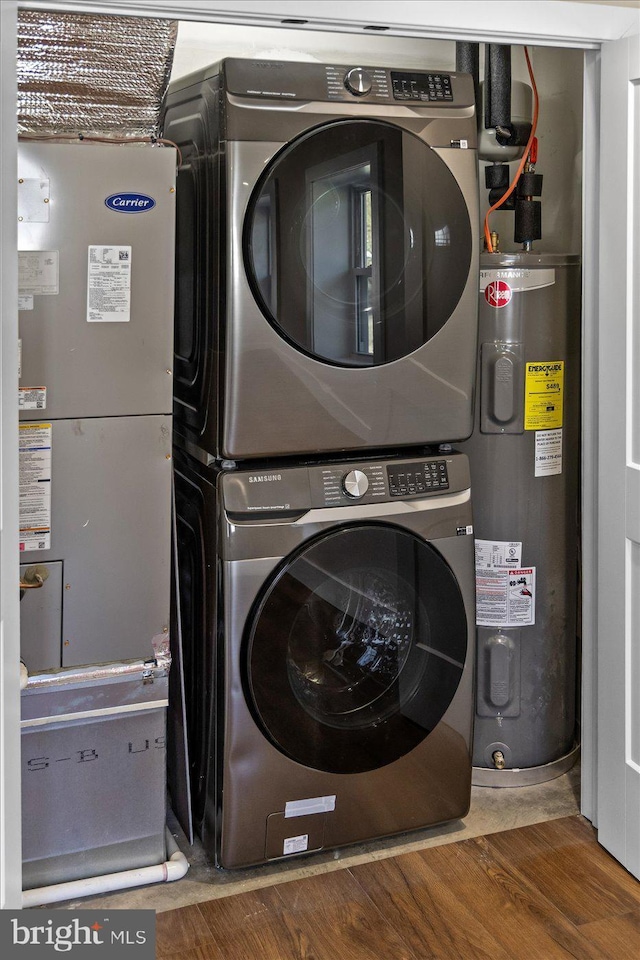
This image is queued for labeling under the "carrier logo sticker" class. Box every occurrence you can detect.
[484,279,512,308]
[105,192,156,213]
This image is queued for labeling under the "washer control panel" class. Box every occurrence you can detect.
[320,463,386,505]
[387,460,449,497]
[226,453,468,516]
[343,469,370,499]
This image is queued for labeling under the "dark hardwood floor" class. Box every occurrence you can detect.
[156,816,640,959]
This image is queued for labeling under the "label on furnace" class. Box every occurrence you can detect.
[19,386,46,411]
[19,422,52,551]
[87,245,132,322]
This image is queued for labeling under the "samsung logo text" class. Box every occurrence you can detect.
[248,474,282,483]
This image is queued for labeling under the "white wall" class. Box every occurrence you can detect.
[172,22,583,254]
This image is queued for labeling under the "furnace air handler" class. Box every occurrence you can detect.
[460,253,580,784]
[17,141,175,889]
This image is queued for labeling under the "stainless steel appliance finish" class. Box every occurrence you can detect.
[17,142,175,421]
[17,141,175,672]
[19,416,172,670]
[21,661,168,890]
[174,448,475,868]
[459,254,580,782]
[163,58,480,460]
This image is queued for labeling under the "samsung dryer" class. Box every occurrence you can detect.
[173,448,475,868]
[163,59,479,461]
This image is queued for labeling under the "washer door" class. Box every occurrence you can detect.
[244,119,473,368]
[245,523,468,774]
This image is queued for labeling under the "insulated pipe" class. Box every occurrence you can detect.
[21,828,189,908]
[484,44,512,137]
[455,41,481,124]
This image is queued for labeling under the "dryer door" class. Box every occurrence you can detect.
[244,119,473,367]
[245,523,468,774]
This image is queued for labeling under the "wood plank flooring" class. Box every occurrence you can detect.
[156,816,640,959]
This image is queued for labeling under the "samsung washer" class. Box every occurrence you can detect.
[173,447,475,868]
[163,59,479,461]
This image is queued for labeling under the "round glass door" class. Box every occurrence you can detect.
[245,523,468,774]
[244,119,473,367]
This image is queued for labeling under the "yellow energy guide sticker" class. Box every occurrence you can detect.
[524,361,564,430]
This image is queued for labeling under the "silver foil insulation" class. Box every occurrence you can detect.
[17,11,178,137]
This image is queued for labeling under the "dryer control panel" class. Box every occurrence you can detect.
[222,59,473,109]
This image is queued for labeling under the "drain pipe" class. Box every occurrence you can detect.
[22,829,189,908]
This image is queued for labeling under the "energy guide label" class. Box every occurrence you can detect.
[19,423,52,551]
[524,361,564,430]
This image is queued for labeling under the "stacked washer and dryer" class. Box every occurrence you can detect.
[163,58,480,868]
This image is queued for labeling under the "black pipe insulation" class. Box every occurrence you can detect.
[455,41,481,124]
[484,44,512,134]
[514,200,542,243]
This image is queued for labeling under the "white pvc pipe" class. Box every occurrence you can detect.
[21,828,189,908]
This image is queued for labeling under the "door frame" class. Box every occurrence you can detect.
[1,0,634,906]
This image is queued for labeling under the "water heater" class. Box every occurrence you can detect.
[460,253,580,785]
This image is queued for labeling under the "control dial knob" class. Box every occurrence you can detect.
[343,469,369,499]
[344,67,373,97]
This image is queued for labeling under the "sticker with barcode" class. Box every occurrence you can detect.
[19,386,46,411]
[283,834,309,856]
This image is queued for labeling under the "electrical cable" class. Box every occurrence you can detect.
[483,46,539,254]
[18,132,182,168]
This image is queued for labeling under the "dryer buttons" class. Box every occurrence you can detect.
[343,469,370,499]
[387,461,450,496]
[390,71,454,102]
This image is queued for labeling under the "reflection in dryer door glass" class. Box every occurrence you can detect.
[245,120,472,367]
[287,567,419,729]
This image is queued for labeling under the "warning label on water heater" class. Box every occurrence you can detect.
[475,541,536,627]
[19,423,52,551]
[524,361,564,430]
